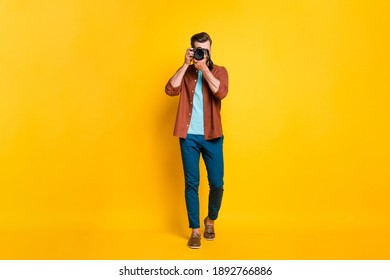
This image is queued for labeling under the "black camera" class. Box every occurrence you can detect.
[193,48,208,61]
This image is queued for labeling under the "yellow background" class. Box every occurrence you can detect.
[1,0,389,259]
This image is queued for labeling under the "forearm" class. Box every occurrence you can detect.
[202,68,221,94]
[169,63,190,88]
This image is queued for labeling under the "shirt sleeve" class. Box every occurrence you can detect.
[212,66,228,100]
[165,80,181,96]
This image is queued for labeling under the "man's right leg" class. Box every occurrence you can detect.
[180,135,202,248]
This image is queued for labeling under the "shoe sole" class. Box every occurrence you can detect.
[188,245,201,249]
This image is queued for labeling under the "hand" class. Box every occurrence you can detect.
[193,56,208,71]
[184,48,194,65]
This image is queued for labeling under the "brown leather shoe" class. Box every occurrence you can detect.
[187,233,201,249]
[204,217,215,240]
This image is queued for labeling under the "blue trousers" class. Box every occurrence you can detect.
[179,134,224,229]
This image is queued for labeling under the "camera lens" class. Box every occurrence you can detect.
[193,48,204,61]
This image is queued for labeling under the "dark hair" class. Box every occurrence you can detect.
[191,32,212,48]
[190,32,214,70]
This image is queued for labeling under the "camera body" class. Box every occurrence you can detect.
[193,47,209,61]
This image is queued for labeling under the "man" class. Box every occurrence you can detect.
[165,32,228,249]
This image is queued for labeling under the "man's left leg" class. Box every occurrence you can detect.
[201,135,224,240]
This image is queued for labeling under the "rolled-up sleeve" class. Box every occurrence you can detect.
[212,66,228,100]
[165,81,181,96]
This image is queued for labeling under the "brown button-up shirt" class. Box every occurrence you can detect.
[165,64,228,140]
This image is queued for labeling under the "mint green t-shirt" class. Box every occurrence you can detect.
[187,70,204,135]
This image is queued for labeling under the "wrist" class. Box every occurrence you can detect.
[200,65,209,72]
